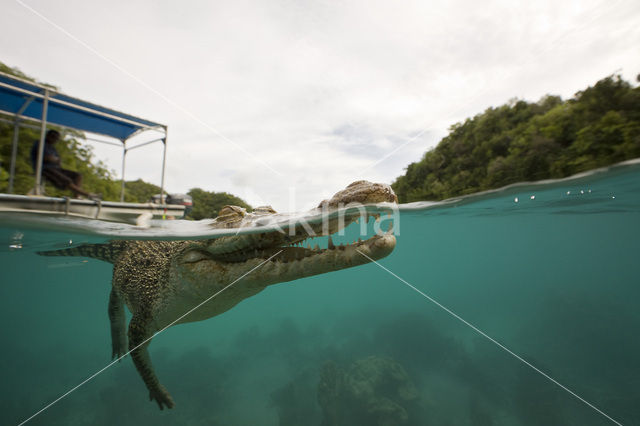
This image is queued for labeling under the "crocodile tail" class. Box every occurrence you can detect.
[37,241,126,264]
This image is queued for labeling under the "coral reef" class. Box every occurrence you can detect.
[318,356,420,426]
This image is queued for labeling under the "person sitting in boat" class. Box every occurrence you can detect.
[30,129,97,199]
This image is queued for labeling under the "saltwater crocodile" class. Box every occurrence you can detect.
[39,180,397,409]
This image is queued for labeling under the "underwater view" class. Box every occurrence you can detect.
[2,162,640,426]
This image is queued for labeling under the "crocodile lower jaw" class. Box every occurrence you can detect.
[214,231,394,263]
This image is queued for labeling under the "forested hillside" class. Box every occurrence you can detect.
[187,188,252,220]
[392,74,640,202]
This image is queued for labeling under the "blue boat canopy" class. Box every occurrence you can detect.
[0,70,168,199]
[0,71,165,140]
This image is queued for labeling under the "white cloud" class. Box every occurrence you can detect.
[2,0,639,210]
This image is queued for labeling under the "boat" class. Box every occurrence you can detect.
[0,71,185,224]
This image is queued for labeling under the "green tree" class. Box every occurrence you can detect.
[186,188,252,220]
[124,179,163,203]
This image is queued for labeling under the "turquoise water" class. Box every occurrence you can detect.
[2,163,640,426]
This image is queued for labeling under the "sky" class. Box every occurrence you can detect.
[1,0,639,211]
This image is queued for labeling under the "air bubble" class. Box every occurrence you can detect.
[9,231,23,250]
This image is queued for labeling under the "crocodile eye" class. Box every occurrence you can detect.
[218,205,246,218]
[346,180,367,188]
[182,250,210,263]
[215,205,248,228]
[253,205,277,214]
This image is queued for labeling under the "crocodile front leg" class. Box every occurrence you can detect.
[128,313,175,409]
[108,289,127,359]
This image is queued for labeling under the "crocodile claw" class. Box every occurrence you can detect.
[111,336,128,361]
[150,385,175,410]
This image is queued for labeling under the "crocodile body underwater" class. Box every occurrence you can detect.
[38,180,398,409]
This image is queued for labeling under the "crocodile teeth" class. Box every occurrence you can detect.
[328,236,335,249]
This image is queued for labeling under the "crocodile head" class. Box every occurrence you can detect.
[171,181,398,320]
